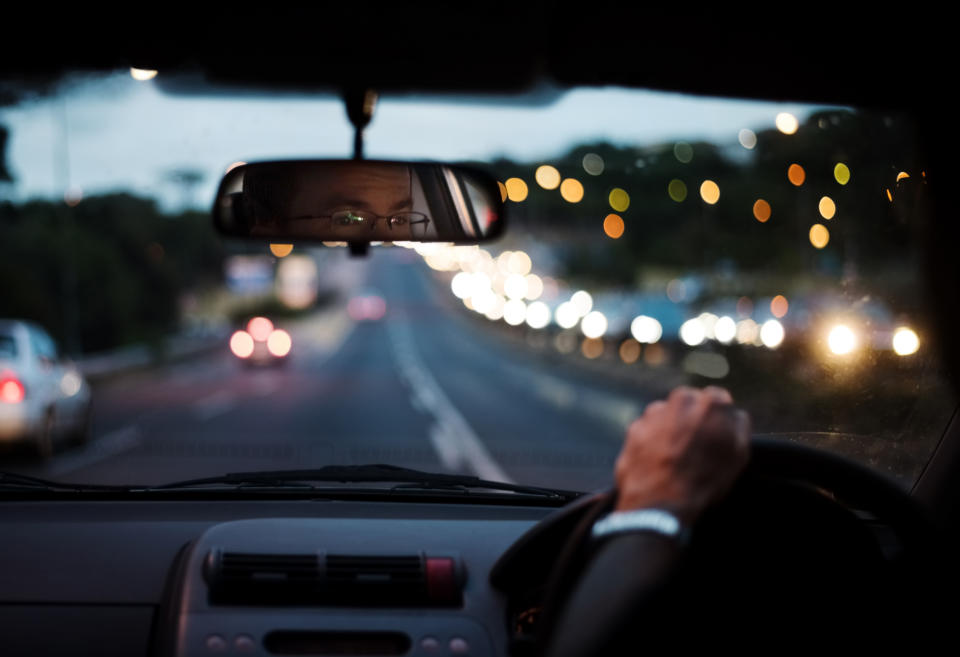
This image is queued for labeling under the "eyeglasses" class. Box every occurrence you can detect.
[301,210,431,238]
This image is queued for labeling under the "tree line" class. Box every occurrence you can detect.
[0,194,224,354]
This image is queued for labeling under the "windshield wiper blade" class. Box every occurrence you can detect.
[0,471,128,492]
[148,464,583,500]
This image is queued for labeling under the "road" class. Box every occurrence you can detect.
[3,250,656,492]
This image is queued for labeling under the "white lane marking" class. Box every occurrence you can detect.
[429,302,646,433]
[532,371,641,429]
[500,361,642,433]
[167,359,221,383]
[534,375,577,409]
[289,308,356,356]
[47,425,142,477]
[194,390,237,420]
[387,319,513,483]
[428,423,464,471]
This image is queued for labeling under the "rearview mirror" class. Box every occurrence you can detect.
[213,160,505,243]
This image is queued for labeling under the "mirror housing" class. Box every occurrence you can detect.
[213,160,505,244]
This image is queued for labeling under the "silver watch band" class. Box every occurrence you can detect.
[591,508,688,543]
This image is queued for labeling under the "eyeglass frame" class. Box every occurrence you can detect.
[292,209,431,234]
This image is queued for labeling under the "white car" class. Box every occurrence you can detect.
[0,320,93,459]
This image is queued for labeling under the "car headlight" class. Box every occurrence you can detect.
[827,324,858,356]
[892,327,920,356]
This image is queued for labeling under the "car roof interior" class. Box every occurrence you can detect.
[0,6,946,106]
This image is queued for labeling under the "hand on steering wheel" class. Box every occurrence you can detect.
[491,387,946,655]
[613,386,750,523]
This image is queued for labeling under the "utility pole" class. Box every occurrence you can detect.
[54,97,81,357]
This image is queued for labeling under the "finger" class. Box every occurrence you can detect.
[709,406,752,461]
[693,388,734,427]
[698,402,732,432]
[625,418,645,442]
[733,409,752,446]
[643,400,667,416]
[614,451,629,482]
[733,407,750,432]
[668,386,698,410]
[702,386,734,405]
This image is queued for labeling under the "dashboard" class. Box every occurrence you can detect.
[0,498,559,657]
[0,470,941,657]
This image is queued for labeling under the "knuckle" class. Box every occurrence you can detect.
[735,410,752,441]
[627,417,646,433]
[643,401,666,416]
[614,453,629,481]
[622,420,641,444]
[703,386,734,405]
[669,386,695,400]
[668,386,697,406]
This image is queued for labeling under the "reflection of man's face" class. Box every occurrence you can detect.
[246,162,417,241]
[315,163,412,219]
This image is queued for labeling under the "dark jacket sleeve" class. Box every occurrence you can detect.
[542,532,685,657]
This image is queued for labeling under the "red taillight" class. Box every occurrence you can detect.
[267,329,292,357]
[230,330,255,358]
[348,296,387,321]
[0,377,25,403]
[247,316,274,342]
[366,296,387,320]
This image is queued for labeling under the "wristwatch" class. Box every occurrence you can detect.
[591,508,690,546]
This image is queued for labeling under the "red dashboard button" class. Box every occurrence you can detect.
[425,557,458,604]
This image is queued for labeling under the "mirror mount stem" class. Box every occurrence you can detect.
[353,131,364,161]
[344,88,378,161]
[343,88,377,256]
[348,241,370,258]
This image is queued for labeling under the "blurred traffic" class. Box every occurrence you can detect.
[403,241,926,382]
[230,317,292,366]
[347,292,387,322]
[0,320,92,459]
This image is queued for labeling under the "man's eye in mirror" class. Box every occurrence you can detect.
[331,211,375,228]
[213,160,504,244]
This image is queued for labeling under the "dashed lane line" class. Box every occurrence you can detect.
[387,319,513,484]
[194,390,237,421]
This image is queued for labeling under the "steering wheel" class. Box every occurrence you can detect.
[490,438,943,654]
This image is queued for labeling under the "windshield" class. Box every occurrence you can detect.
[0,71,952,490]
[0,333,16,360]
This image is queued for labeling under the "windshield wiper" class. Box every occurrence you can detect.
[146,464,583,501]
[0,466,584,502]
[0,471,127,492]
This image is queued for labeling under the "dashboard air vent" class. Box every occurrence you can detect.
[205,551,460,606]
[325,555,425,604]
[207,551,320,604]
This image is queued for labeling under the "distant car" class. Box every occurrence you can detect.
[347,290,388,321]
[229,316,292,366]
[0,319,93,458]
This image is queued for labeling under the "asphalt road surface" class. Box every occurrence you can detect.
[3,250,660,492]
